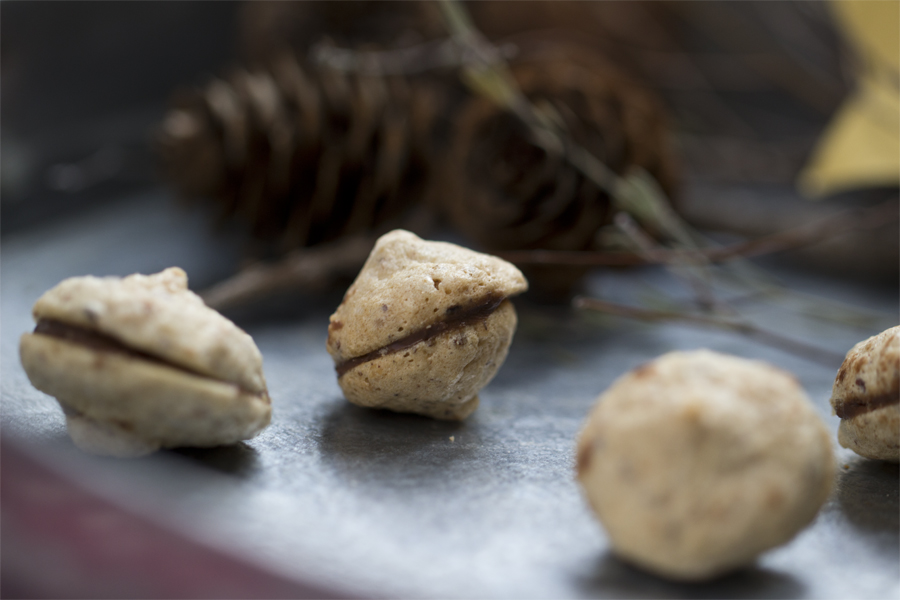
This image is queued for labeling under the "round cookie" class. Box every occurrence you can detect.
[19,268,271,457]
[830,325,900,462]
[576,350,834,581]
[327,229,528,420]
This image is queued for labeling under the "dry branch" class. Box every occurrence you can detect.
[497,199,897,267]
[573,296,847,367]
[202,234,376,311]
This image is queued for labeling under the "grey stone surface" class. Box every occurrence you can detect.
[2,192,898,598]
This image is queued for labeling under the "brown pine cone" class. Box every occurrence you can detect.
[439,41,678,295]
[156,52,441,253]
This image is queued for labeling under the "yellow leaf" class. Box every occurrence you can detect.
[798,0,900,198]
[832,0,899,72]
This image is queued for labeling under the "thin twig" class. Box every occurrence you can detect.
[496,199,897,267]
[614,211,719,311]
[310,38,519,75]
[202,234,376,311]
[574,296,846,368]
[494,249,645,267]
[704,199,898,261]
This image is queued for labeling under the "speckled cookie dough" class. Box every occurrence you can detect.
[326,229,528,420]
[830,326,900,462]
[576,350,834,581]
[19,267,271,457]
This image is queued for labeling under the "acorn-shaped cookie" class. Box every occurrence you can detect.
[830,325,900,462]
[326,230,528,420]
[19,268,271,457]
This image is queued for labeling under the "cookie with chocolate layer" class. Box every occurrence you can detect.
[830,325,900,462]
[327,230,528,419]
[19,268,271,457]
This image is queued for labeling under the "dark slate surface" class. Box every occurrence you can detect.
[2,191,898,598]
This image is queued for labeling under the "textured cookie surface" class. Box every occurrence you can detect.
[327,230,527,419]
[576,350,834,581]
[30,267,266,393]
[19,268,271,456]
[338,300,517,420]
[327,229,527,362]
[830,325,900,461]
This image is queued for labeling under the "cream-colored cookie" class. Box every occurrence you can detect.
[576,350,834,581]
[19,268,271,457]
[327,230,528,419]
[830,326,900,462]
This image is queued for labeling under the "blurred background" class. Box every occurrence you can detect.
[1,2,239,230]
[3,1,897,293]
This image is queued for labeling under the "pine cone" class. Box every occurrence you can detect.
[157,52,441,253]
[439,42,678,295]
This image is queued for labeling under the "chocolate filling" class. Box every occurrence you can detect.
[335,294,506,377]
[32,319,258,395]
[35,319,168,362]
[834,388,900,420]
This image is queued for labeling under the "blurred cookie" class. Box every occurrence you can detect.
[19,267,271,457]
[327,230,528,419]
[577,350,834,580]
[830,326,900,462]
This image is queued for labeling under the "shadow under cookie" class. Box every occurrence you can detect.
[835,457,900,533]
[577,551,805,599]
[315,401,484,490]
[169,442,262,478]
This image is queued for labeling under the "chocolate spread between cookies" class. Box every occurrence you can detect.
[833,389,900,420]
[33,319,261,395]
[35,319,160,360]
[334,294,506,377]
